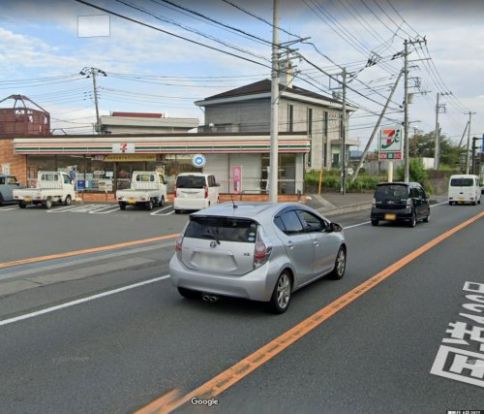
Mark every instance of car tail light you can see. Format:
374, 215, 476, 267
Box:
406, 199, 412, 208
372, 198, 376, 207
174, 186, 177, 196
204, 186, 208, 198
254, 233, 272, 268
175, 235, 184, 258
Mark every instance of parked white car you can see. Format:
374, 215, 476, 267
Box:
173, 173, 220, 214
448, 174, 481, 205
116, 171, 167, 210
13, 171, 75, 209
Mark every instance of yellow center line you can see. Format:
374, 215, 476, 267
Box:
0, 233, 179, 270
134, 211, 484, 414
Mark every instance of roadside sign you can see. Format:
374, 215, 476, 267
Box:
232, 165, 242, 193
378, 127, 403, 160
192, 154, 206, 168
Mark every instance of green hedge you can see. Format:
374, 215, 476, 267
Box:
304, 169, 383, 192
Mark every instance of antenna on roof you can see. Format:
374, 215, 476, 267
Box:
230, 193, 238, 210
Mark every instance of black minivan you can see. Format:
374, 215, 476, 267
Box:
370, 182, 430, 227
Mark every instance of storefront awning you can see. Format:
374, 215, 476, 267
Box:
13, 133, 310, 155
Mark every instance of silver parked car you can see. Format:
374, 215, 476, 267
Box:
169, 202, 346, 313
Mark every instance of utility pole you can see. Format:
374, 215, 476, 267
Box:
471, 136, 479, 175
403, 40, 410, 182
80, 67, 107, 133
434, 92, 451, 170
434, 92, 440, 170
340, 68, 347, 194
465, 111, 475, 174
269, 0, 280, 203
352, 69, 403, 183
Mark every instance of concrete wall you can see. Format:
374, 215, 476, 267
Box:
0, 139, 27, 183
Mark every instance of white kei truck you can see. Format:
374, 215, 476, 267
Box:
116, 171, 167, 211
13, 171, 76, 209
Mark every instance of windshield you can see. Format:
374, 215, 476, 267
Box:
450, 178, 474, 187
375, 185, 409, 201
176, 176, 206, 188
185, 217, 258, 243
135, 174, 155, 182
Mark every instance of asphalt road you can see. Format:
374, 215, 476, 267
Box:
0, 201, 482, 414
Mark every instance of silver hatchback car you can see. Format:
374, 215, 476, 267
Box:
169, 202, 346, 313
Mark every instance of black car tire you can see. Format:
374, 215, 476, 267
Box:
159, 196, 164, 207
178, 287, 200, 299
146, 200, 154, 210
449, 201, 453, 206
19, 201, 26, 209
119, 202, 126, 210
408, 210, 417, 227
44, 198, 53, 209
423, 214, 430, 223
64, 195, 72, 206
329, 247, 346, 280
268, 271, 292, 314
0, 193, 3, 206
371, 219, 379, 226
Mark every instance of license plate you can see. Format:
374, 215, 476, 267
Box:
458, 197, 464, 201
385, 213, 396, 221
128, 198, 136, 204
24, 197, 32, 202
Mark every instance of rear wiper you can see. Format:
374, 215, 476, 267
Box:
204, 229, 220, 244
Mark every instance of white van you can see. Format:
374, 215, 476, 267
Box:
448, 174, 481, 205
173, 173, 220, 213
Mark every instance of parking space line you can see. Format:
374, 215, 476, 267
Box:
0, 232, 179, 270
135, 210, 484, 414
150, 205, 173, 216
89, 205, 120, 214
0, 275, 170, 327
0, 207, 16, 212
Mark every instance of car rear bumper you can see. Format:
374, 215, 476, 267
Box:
173, 198, 209, 211
371, 207, 413, 221
169, 255, 273, 301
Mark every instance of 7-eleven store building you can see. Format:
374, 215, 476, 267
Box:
11, 132, 309, 201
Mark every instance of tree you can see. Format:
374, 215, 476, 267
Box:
409, 131, 465, 167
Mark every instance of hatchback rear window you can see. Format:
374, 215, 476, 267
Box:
176, 176, 206, 188
375, 184, 409, 201
450, 178, 474, 187
185, 217, 258, 243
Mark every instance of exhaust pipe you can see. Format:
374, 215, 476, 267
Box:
202, 294, 219, 303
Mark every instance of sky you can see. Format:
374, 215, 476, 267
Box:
0, 0, 483, 151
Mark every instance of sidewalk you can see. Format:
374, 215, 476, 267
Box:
306, 192, 373, 217
306, 192, 448, 217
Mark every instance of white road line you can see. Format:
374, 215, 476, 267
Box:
343, 221, 370, 230
0, 275, 170, 327
150, 205, 173, 216
89, 205, 120, 214
46, 205, 79, 213
0, 207, 16, 212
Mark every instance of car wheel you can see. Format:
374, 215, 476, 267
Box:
45, 198, 53, 209
159, 196, 164, 207
448, 201, 453, 206
64, 195, 72, 206
119, 202, 126, 210
19, 201, 26, 209
0, 193, 3, 206
330, 247, 346, 280
146, 200, 154, 210
269, 271, 292, 314
423, 214, 430, 223
174, 209, 180, 214
178, 287, 200, 299
408, 211, 417, 227
371, 219, 379, 226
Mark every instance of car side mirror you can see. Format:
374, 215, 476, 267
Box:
326, 222, 342, 233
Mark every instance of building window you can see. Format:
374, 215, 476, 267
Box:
288, 104, 294, 132
307, 108, 313, 136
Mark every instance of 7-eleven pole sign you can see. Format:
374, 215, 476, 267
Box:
378, 127, 403, 160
